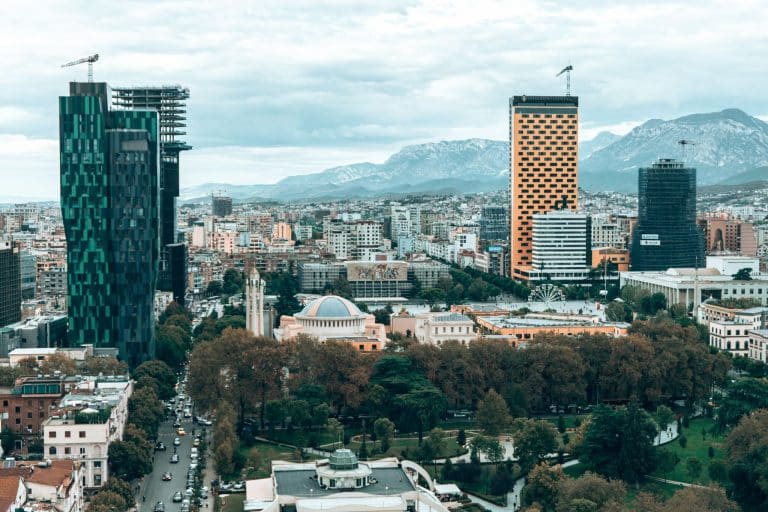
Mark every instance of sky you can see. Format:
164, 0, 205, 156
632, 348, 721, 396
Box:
1, 0, 767, 200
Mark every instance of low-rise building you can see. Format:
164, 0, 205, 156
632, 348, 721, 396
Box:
43, 377, 132, 489
391, 312, 476, 346
243, 449, 448, 512
0, 460, 85, 512
749, 329, 768, 363
0, 475, 26, 512
707, 307, 768, 357
476, 313, 629, 342
620, 256, 768, 309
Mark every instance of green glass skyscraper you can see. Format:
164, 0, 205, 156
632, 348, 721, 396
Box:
59, 82, 159, 366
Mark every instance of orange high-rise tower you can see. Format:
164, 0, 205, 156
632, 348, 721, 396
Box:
509, 95, 579, 279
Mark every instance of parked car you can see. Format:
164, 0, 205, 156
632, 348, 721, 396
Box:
153, 502, 165, 512
172, 491, 183, 503
155, 441, 166, 451
200, 487, 209, 499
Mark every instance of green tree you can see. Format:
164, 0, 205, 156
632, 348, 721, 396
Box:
457, 428, 467, 447
89, 491, 127, 512
223, 268, 245, 295
732, 267, 753, 280
0, 428, 18, 455
555, 472, 627, 512
476, 389, 511, 436
421, 428, 447, 471
82, 356, 128, 376
605, 301, 632, 322
708, 460, 727, 482
396, 387, 447, 444
514, 419, 558, 471
213, 402, 239, 476
132, 360, 176, 400
522, 463, 565, 511
581, 400, 657, 486
100, 478, 135, 508
725, 408, 768, 510
373, 417, 395, 453
108, 440, 152, 480
470, 435, 504, 464
206, 280, 223, 296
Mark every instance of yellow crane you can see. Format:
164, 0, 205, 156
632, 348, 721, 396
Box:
61, 54, 99, 82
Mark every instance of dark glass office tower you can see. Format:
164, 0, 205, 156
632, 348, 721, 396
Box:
59, 82, 159, 366
479, 206, 509, 241
112, 86, 191, 306
0, 242, 21, 327
630, 158, 704, 271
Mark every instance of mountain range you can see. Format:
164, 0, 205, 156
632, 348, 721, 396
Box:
181, 108, 768, 202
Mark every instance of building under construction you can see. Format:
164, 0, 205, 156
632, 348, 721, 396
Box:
112, 85, 191, 305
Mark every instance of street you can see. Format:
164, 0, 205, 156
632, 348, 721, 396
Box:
136, 414, 214, 512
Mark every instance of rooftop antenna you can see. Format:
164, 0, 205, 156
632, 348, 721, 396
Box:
557, 64, 573, 96
678, 139, 695, 162
61, 54, 99, 82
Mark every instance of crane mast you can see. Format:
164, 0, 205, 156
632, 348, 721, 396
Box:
557, 64, 573, 96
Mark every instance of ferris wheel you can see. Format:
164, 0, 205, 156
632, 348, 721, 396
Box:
528, 283, 566, 303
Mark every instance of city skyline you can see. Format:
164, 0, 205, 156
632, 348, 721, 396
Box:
2, 0, 768, 199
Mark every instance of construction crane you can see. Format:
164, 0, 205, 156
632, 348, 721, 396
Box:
61, 54, 99, 82
678, 139, 695, 161
557, 64, 573, 96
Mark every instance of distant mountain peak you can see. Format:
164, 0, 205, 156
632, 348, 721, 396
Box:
581, 108, 768, 191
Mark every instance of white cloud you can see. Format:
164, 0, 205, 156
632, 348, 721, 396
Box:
1, 0, 767, 195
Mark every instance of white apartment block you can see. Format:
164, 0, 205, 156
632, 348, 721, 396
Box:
590, 214, 629, 249
749, 329, 768, 363
529, 210, 591, 281
43, 378, 133, 489
324, 220, 383, 261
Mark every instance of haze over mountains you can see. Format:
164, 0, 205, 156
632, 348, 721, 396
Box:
183, 107, 768, 202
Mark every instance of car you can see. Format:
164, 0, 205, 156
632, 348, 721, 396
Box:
185, 487, 194, 497
155, 441, 166, 451
184, 410, 192, 418
181, 499, 191, 512
233, 481, 245, 490
193, 438, 200, 447
153, 501, 165, 512
168, 398, 176, 404
199, 418, 213, 426
177, 427, 187, 436
200, 487, 209, 499
162, 472, 172, 481
190, 463, 198, 471
173, 437, 181, 446
170, 453, 180, 463
172, 491, 183, 503
173, 419, 181, 428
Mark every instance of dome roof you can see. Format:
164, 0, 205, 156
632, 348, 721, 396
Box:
299, 296, 362, 318
329, 449, 358, 470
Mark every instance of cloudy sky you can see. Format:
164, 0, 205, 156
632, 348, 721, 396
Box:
1, 0, 767, 200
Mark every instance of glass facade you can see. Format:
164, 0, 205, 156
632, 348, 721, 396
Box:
112, 86, 191, 305
0, 243, 21, 327
630, 159, 705, 271
59, 82, 159, 366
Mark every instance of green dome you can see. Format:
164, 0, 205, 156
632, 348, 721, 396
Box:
329, 449, 358, 470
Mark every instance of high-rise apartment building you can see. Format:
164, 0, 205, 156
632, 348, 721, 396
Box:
630, 159, 704, 271
212, 193, 233, 217
112, 86, 191, 305
479, 206, 509, 242
530, 210, 591, 282
59, 82, 159, 366
0, 241, 21, 327
697, 213, 758, 256
509, 96, 579, 279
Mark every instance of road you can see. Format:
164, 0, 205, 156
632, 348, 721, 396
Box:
137, 414, 213, 512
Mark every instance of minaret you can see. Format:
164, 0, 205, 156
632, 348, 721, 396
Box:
246, 267, 265, 337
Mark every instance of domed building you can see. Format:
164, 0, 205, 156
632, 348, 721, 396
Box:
274, 295, 387, 351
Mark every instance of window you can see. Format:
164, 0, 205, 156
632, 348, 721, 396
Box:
48, 431, 56, 438
1, 401, 7, 407
79, 431, 86, 438
94, 475, 101, 486
80, 447, 86, 455
65, 431, 71, 438
14, 407, 20, 414
94, 461, 102, 468
49, 447, 57, 455
64, 447, 71, 455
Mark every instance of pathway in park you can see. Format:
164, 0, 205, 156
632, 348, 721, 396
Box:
463, 420, 680, 511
